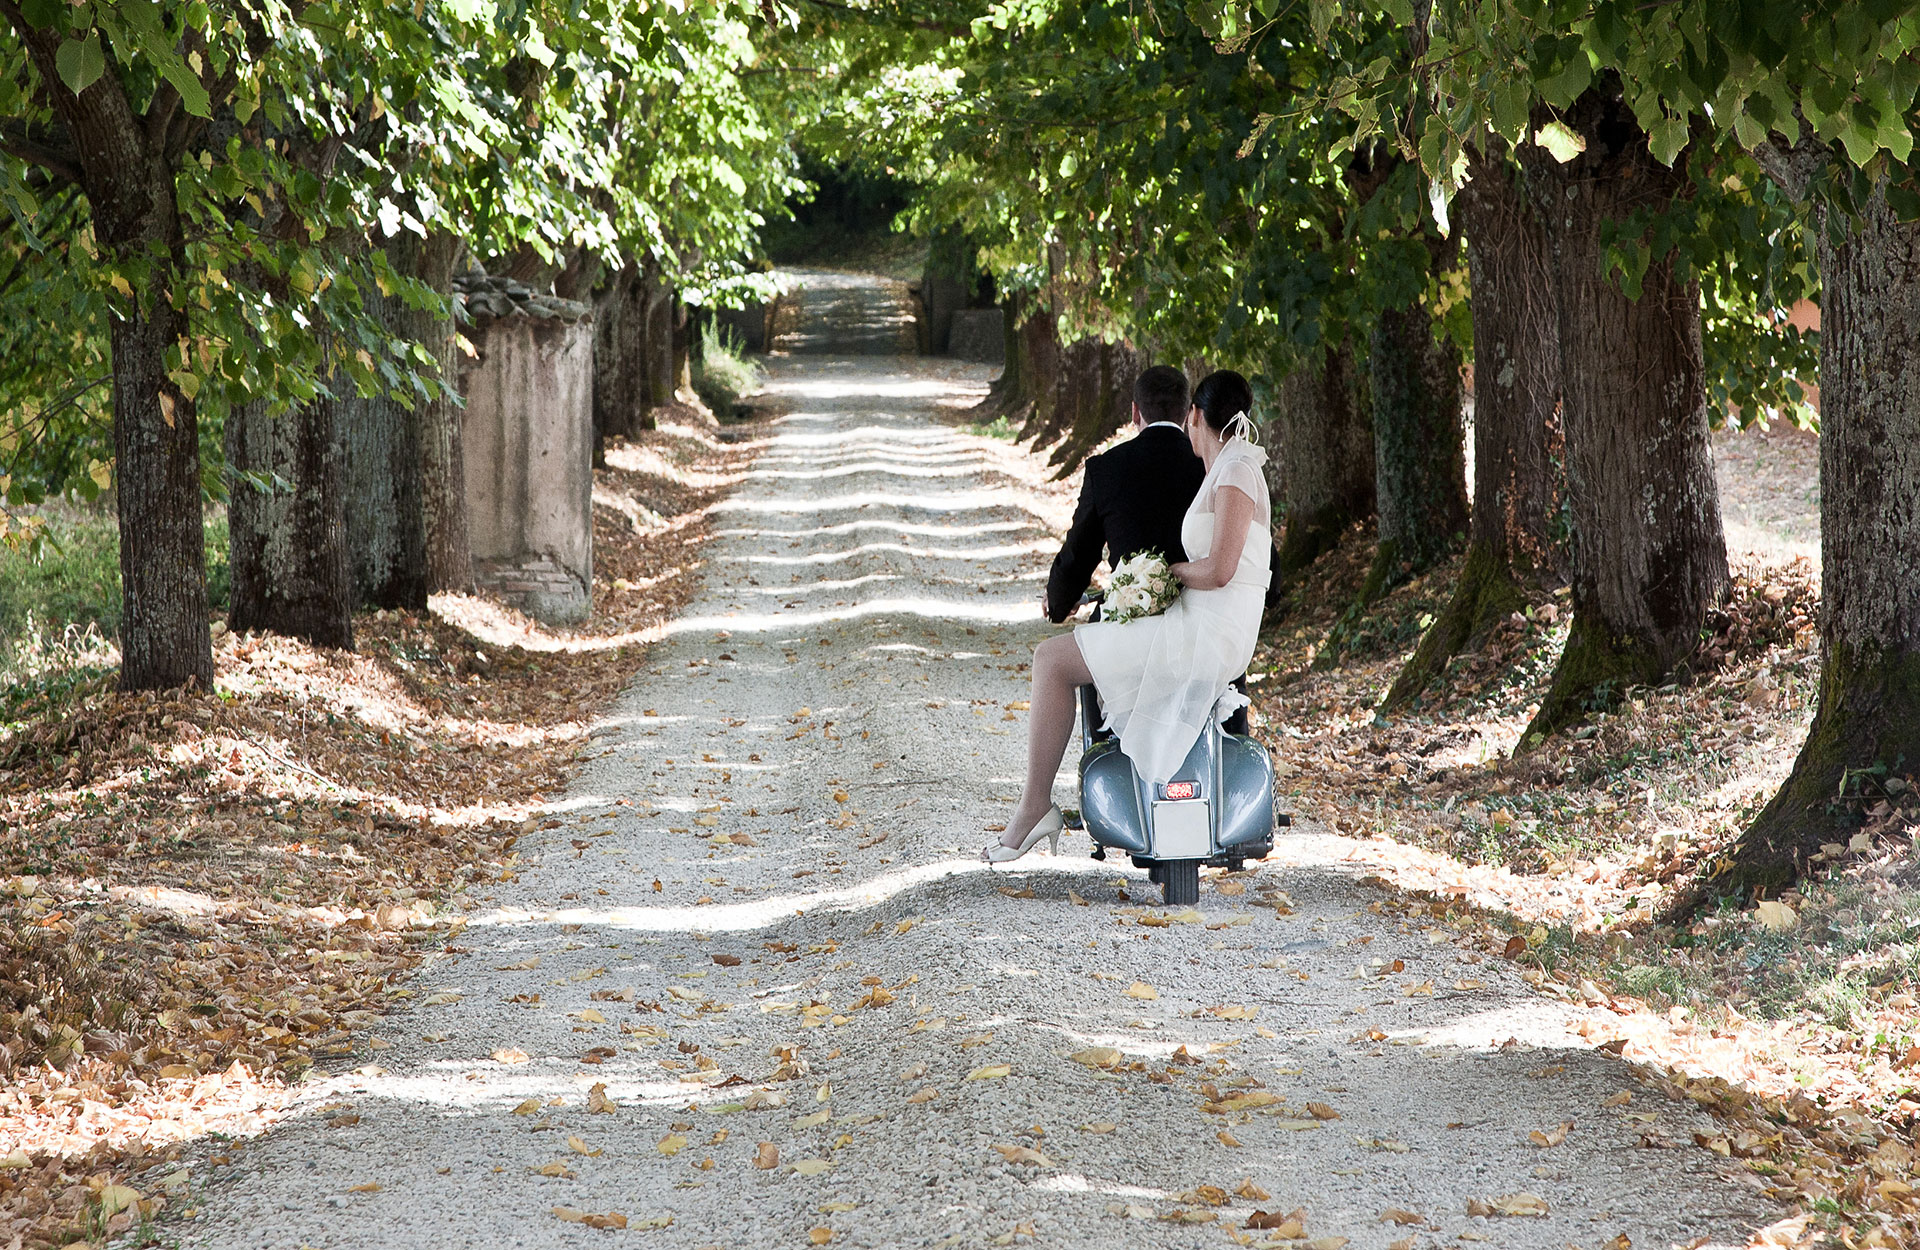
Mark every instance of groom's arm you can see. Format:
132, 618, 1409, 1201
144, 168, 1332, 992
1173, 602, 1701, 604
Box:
1046, 460, 1106, 623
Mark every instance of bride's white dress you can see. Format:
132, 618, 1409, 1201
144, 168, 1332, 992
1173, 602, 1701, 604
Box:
1074, 436, 1272, 786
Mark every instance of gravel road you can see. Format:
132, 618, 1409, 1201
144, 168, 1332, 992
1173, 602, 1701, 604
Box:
182, 346, 1774, 1249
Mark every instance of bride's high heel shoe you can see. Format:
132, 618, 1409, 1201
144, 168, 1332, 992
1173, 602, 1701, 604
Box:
982, 806, 1064, 864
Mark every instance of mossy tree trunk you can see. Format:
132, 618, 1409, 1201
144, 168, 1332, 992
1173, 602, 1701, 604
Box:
1385, 144, 1563, 711
226, 329, 354, 650
1361, 268, 1468, 602
592, 259, 646, 445
345, 236, 430, 612
1048, 339, 1143, 475
1517, 81, 1728, 741
415, 230, 472, 594
1267, 342, 1374, 581
1702, 182, 1920, 899
636, 255, 674, 432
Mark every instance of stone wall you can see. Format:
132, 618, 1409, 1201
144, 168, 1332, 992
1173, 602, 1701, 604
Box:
948, 309, 1005, 364
455, 276, 595, 623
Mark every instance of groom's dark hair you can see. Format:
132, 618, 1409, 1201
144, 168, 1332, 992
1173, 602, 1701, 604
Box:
1133, 365, 1190, 426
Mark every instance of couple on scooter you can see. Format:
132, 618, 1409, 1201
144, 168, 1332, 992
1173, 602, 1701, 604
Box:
983, 365, 1273, 863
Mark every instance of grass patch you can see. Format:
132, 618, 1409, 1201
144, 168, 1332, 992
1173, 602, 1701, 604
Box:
967, 414, 1019, 440
0, 508, 230, 675
693, 320, 764, 419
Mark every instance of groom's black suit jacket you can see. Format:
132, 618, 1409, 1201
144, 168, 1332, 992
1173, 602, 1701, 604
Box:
1046, 424, 1206, 624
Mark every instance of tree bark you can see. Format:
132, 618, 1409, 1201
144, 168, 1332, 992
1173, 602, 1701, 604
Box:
1268, 342, 1375, 581
1701, 183, 1920, 899
1012, 305, 1064, 442
345, 240, 428, 611
593, 259, 646, 443
225, 339, 354, 649
1517, 82, 1729, 740
1385, 144, 1564, 710
416, 231, 472, 595
671, 297, 692, 396
1049, 339, 1145, 475
1362, 278, 1468, 601
7, 12, 217, 689
636, 257, 674, 431
113, 289, 217, 687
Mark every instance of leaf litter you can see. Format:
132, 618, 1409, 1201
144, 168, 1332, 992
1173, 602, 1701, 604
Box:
0, 411, 757, 1246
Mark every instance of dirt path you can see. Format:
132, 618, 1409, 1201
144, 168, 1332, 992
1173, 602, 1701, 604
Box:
183, 326, 1776, 1248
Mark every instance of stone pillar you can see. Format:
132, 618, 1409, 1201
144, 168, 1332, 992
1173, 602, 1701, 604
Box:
454, 276, 595, 624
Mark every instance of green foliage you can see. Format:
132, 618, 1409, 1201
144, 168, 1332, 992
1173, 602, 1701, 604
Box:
692, 320, 763, 417
0, 509, 231, 672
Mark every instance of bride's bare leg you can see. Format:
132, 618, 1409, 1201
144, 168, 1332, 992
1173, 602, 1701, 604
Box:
1003, 633, 1094, 848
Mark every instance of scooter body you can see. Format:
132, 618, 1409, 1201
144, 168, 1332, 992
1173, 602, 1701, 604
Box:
1075, 684, 1284, 906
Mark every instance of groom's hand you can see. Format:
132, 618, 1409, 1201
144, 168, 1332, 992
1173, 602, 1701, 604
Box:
1040, 591, 1053, 620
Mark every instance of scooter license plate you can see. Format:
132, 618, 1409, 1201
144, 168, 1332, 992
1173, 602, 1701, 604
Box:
1151, 799, 1211, 859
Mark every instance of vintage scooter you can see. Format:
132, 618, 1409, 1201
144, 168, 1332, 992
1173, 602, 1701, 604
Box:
1067, 598, 1287, 906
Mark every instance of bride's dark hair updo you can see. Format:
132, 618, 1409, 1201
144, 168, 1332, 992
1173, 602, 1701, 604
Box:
1191, 369, 1254, 435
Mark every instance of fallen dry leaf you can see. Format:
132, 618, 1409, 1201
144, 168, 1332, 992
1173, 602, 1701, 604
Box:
1304, 1101, 1341, 1120
1380, 1208, 1425, 1225
1529, 1120, 1573, 1147
1234, 1178, 1270, 1201
966, 1063, 1012, 1081
992, 1144, 1053, 1167
491, 1047, 530, 1065
1124, 981, 1159, 1000
754, 1142, 780, 1170
552, 1207, 630, 1230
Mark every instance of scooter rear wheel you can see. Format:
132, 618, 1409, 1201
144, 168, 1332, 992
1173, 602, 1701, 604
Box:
1161, 859, 1200, 907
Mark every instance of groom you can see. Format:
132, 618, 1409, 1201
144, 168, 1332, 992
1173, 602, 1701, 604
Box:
1042, 365, 1205, 624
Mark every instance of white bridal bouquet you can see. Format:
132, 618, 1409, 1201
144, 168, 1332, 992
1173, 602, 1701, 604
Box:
1102, 551, 1179, 624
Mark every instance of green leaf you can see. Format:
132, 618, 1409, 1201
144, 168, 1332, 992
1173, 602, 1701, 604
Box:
1648, 115, 1690, 166
1491, 81, 1531, 143
158, 55, 212, 118
55, 34, 106, 96
1533, 120, 1586, 163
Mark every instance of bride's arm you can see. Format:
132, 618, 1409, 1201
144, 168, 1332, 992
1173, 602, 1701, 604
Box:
1170, 486, 1257, 590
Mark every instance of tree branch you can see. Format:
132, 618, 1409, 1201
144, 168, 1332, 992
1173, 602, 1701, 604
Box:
0, 120, 81, 186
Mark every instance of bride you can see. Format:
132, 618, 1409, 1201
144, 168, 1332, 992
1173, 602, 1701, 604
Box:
985, 369, 1272, 862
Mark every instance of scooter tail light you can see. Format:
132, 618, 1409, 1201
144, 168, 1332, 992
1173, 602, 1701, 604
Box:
1164, 780, 1198, 801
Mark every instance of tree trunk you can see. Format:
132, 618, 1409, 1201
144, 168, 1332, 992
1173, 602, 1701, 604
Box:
1700, 183, 1920, 899
1518, 83, 1729, 740
672, 298, 692, 396
1385, 144, 1563, 710
345, 241, 428, 611
974, 292, 1031, 416
1362, 279, 1468, 601
593, 260, 645, 444
23, 28, 216, 689
112, 293, 217, 687
225, 342, 354, 649
637, 259, 674, 431
408, 231, 471, 595
1013, 305, 1064, 442
1049, 339, 1144, 475
1268, 342, 1375, 581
